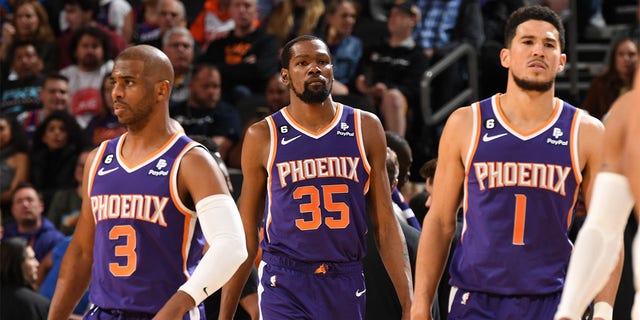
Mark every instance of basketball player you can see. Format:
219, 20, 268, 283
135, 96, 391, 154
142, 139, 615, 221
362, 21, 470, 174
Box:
554, 65, 640, 320
219, 35, 413, 319
48, 45, 247, 320
411, 6, 620, 319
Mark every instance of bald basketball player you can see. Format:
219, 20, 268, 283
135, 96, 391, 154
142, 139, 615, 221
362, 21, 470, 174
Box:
48, 45, 247, 320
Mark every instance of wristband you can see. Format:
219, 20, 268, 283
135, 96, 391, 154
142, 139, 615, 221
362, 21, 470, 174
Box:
593, 302, 613, 320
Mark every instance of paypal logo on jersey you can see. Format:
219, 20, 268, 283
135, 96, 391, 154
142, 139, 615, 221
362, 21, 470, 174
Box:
148, 159, 169, 176
337, 122, 354, 136
547, 127, 568, 146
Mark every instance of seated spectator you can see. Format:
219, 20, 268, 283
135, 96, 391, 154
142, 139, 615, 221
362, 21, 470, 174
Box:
1, 41, 44, 118
3, 182, 65, 285
162, 27, 196, 109
18, 74, 70, 144
0, 115, 30, 217
355, 0, 428, 137
386, 131, 421, 230
30, 111, 86, 207
227, 73, 289, 169
0, 0, 57, 74
266, 0, 325, 46
200, 0, 280, 104
137, 0, 187, 49
583, 37, 639, 120
96, 0, 134, 43
39, 236, 90, 317
57, 0, 126, 70
0, 237, 50, 319
318, 0, 362, 96
84, 73, 126, 146
60, 26, 114, 128
131, 0, 160, 45
46, 149, 88, 235
189, 0, 235, 50
170, 63, 242, 162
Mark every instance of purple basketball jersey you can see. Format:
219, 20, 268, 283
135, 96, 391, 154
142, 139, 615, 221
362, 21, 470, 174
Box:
262, 104, 371, 263
88, 133, 206, 316
450, 95, 582, 295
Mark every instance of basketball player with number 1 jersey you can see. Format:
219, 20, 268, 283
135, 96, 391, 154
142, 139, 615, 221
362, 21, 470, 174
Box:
411, 6, 620, 320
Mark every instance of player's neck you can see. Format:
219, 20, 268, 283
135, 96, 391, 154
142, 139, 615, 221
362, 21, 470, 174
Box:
122, 116, 180, 164
499, 89, 558, 128
286, 98, 337, 132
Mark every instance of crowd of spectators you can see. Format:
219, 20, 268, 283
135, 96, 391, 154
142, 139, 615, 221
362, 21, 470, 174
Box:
0, 0, 638, 318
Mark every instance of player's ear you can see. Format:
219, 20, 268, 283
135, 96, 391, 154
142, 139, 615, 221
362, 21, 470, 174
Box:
156, 80, 171, 100
499, 48, 510, 68
281, 68, 290, 87
557, 53, 567, 72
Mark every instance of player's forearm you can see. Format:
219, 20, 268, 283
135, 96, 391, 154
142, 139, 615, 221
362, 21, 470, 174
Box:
376, 218, 413, 314
219, 254, 257, 320
593, 249, 624, 310
412, 214, 455, 317
48, 250, 92, 320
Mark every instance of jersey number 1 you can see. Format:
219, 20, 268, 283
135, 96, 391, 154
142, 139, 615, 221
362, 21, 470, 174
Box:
294, 184, 350, 231
512, 194, 527, 245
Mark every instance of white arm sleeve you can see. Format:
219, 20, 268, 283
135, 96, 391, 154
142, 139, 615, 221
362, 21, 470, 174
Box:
555, 172, 634, 320
178, 194, 248, 305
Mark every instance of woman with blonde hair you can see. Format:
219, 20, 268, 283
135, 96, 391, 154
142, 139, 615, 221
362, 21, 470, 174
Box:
267, 0, 325, 45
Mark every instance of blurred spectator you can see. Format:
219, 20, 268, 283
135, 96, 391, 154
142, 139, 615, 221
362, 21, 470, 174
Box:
0, 237, 50, 319
30, 111, 85, 207
162, 27, 196, 108
38, 236, 90, 317
1, 41, 44, 117
189, 0, 234, 50
227, 73, 289, 169
583, 37, 639, 120
170, 63, 242, 162
46, 149, 88, 235
201, 0, 280, 104
138, 0, 187, 48
355, 0, 428, 137
318, 0, 362, 96
57, 0, 126, 70
96, 0, 134, 43
60, 26, 114, 128
131, 0, 160, 45
0, 0, 57, 74
386, 131, 421, 230
84, 73, 125, 146
3, 183, 64, 278
18, 74, 70, 144
266, 0, 325, 46
0, 115, 29, 217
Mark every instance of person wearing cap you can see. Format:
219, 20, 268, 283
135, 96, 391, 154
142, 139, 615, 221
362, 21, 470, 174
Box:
355, 0, 429, 140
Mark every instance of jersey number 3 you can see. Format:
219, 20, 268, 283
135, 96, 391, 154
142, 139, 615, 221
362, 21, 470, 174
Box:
294, 184, 350, 231
109, 225, 137, 276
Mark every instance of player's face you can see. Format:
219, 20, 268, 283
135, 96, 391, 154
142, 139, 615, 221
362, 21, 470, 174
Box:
501, 20, 566, 92
283, 39, 333, 104
111, 59, 155, 127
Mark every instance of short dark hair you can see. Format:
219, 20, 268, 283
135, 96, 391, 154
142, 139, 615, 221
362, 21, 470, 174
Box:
11, 182, 43, 204
419, 158, 437, 182
44, 73, 69, 84
504, 5, 565, 51
0, 237, 31, 287
9, 40, 40, 65
63, 0, 99, 19
281, 35, 326, 69
70, 26, 112, 65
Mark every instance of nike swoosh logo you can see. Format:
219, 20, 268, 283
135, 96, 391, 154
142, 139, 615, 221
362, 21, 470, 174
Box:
97, 167, 119, 176
355, 289, 366, 297
482, 133, 508, 142
203, 287, 209, 295
281, 135, 302, 145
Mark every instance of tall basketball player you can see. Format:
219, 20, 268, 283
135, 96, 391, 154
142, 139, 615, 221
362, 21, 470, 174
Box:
48, 45, 247, 320
411, 6, 620, 320
219, 35, 413, 319
555, 60, 640, 320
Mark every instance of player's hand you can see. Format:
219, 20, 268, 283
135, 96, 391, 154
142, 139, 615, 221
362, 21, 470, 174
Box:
153, 291, 195, 320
